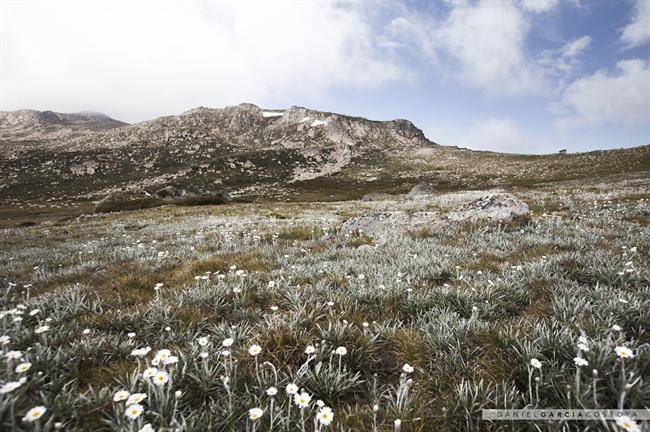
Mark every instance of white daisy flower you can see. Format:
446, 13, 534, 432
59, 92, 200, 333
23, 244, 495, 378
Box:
266, 387, 278, 396
198, 336, 209, 346
163, 355, 179, 365
402, 364, 414, 374
574, 357, 588, 367
152, 370, 170, 385
0, 379, 26, 394
335, 346, 347, 356
131, 347, 151, 357
248, 344, 262, 356
294, 391, 312, 409
248, 407, 264, 421
113, 390, 130, 402
138, 423, 155, 432
612, 324, 622, 332
530, 359, 542, 369
126, 393, 147, 406
34, 325, 49, 334
305, 345, 316, 355
23, 406, 47, 422
15, 362, 32, 373
615, 416, 640, 432
125, 403, 144, 420
5, 350, 22, 360
152, 349, 171, 365
222, 338, 234, 347
615, 346, 635, 359
285, 383, 299, 395
142, 367, 158, 379
317, 406, 334, 426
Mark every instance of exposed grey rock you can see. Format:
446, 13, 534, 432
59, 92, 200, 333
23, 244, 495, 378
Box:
407, 182, 437, 198
0, 109, 126, 141
341, 211, 440, 243
361, 192, 394, 202
448, 193, 529, 224
155, 185, 185, 199
70, 160, 98, 176
342, 193, 529, 243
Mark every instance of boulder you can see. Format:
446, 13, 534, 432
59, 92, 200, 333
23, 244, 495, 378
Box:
407, 182, 437, 198
448, 193, 529, 224
408, 182, 437, 196
341, 193, 529, 243
155, 185, 185, 199
341, 211, 440, 243
70, 160, 98, 176
361, 192, 394, 202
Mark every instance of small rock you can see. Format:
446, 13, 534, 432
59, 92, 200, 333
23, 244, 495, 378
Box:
361, 192, 394, 202
407, 182, 437, 198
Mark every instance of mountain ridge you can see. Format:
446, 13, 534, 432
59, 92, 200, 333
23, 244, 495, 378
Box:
0, 104, 648, 208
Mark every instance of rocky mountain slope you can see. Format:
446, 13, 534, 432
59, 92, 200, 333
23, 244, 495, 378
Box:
0, 109, 127, 142
0, 104, 648, 208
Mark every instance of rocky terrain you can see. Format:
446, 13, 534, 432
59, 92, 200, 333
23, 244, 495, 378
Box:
1, 104, 648, 214
0, 110, 126, 142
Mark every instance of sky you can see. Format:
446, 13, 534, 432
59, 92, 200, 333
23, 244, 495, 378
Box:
1, 0, 649, 154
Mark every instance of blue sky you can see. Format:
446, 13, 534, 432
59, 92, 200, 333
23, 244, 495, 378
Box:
2, 0, 649, 154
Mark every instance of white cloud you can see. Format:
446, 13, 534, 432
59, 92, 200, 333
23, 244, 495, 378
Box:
1, 0, 405, 122
465, 117, 526, 153
559, 59, 650, 126
621, 0, 650, 48
562, 36, 592, 58
520, 0, 560, 14
437, 0, 545, 94
430, 117, 530, 153
539, 35, 591, 81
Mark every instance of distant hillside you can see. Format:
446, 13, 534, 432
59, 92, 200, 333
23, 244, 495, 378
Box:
0, 109, 127, 142
0, 104, 648, 207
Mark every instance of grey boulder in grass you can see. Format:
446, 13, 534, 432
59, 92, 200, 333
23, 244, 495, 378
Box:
341, 193, 529, 243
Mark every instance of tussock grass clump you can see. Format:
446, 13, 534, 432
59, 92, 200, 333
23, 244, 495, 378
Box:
277, 225, 322, 241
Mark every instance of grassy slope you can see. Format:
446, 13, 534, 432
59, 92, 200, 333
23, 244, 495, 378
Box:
0, 175, 648, 431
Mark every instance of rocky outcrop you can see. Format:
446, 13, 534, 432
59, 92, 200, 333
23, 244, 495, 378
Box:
407, 182, 437, 198
447, 193, 530, 224
154, 185, 185, 199
341, 193, 530, 243
70, 160, 98, 176
361, 192, 395, 202
0, 110, 126, 141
